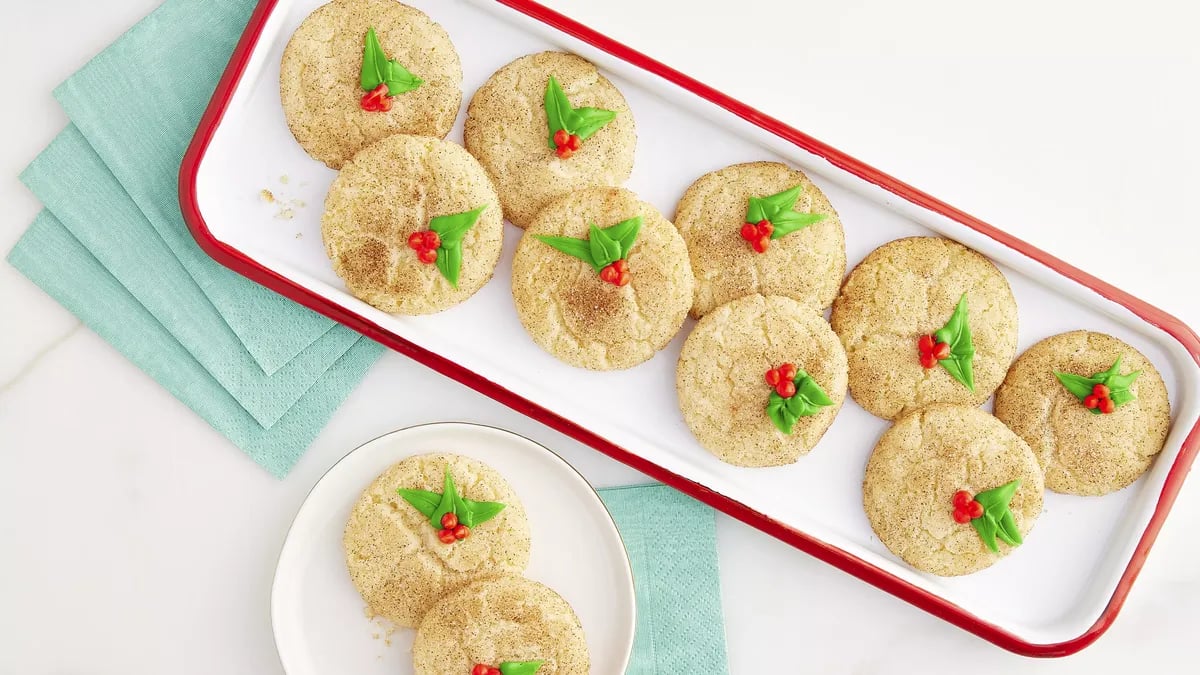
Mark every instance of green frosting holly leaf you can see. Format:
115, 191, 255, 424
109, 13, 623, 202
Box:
932, 293, 975, 391
765, 369, 833, 434
499, 660, 545, 675
969, 480, 1022, 553
533, 216, 642, 273
396, 467, 506, 530
744, 184, 827, 240
428, 205, 488, 288
1053, 356, 1142, 414
543, 75, 617, 148
361, 28, 423, 94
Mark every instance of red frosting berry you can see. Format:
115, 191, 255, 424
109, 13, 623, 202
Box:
360, 83, 392, 112
409, 229, 442, 264
952, 490, 973, 509
764, 368, 781, 387
555, 145, 573, 159
407, 232, 424, 250
778, 363, 797, 381
553, 129, 569, 147
1083, 394, 1099, 409
488, 669, 501, 675
739, 220, 774, 253
437, 528, 457, 544
440, 512, 458, 529
966, 500, 984, 519
919, 352, 938, 369
418, 248, 438, 264
751, 234, 770, 254
567, 134, 582, 151
953, 509, 972, 524
453, 524, 470, 540
739, 223, 757, 241
932, 341, 951, 360
472, 665, 490, 675
599, 259, 630, 286
776, 380, 797, 398
552, 129, 582, 158
1099, 396, 1115, 414
1092, 383, 1110, 398
918, 335, 935, 354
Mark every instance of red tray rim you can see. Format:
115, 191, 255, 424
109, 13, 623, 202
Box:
178, 0, 1200, 657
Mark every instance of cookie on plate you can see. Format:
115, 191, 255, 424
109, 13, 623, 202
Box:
322, 134, 504, 315
280, 0, 462, 168
994, 330, 1170, 496
413, 575, 590, 675
674, 161, 846, 318
676, 294, 848, 467
511, 187, 693, 370
464, 51, 636, 228
343, 453, 531, 628
830, 236, 1019, 420
863, 404, 1044, 576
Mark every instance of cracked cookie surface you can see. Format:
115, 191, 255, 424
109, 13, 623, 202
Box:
280, 0, 462, 168
511, 187, 693, 370
994, 330, 1170, 495
322, 134, 504, 315
343, 453, 530, 628
413, 575, 589, 675
863, 404, 1044, 576
464, 51, 636, 228
830, 236, 1019, 420
676, 294, 848, 467
675, 161, 846, 318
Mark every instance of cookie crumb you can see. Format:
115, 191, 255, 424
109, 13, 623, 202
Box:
280, 174, 290, 184
259, 189, 275, 203
295, 232, 303, 239
276, 208, 295, 220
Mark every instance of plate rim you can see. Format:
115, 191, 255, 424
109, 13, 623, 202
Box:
184, 0, 1200, 657
268, 421, 637, 674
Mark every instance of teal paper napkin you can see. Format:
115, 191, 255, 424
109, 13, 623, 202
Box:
599, 484, 730, 673
53, 0, 332, 374
7, 211, 384, 477
21, 124, 360, 429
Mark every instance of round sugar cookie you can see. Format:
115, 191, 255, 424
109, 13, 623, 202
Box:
994, 330, 1170, 496
676, 294, 848, 467
464, 51, 636, 228
280, 0, 462, 168
674, 161, 847, 318
322, 134, 504, 315
830, 236, 1019, 420
413, 576, 590, 675
343, 453, 531, 628
511, 187, 693, 370
863, 404, 1044, 576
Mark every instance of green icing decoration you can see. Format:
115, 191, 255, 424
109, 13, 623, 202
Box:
533, 216, 641, 273
396, 467, 506, 530
360, 27, 423, 94
744, 184, 827, 239
933, 293, 975, 391
543, 75, 617, 149
765, 370, 834, 434
969, 480, 1023, 553
1054, 356, 1141, 414
499, 661, 545, 675
428, 205, 488, 288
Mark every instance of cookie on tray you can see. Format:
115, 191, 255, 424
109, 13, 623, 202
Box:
464, 51, 636, 228
412, 575, 590, 675
994, 330, 1170, 496
830, 236, 1019, 420
280, 0, 462, 168
343, 453, 531, 628
511, 187, 693, 370
322, 134, 504, 315
674, 161, 847, 318
863, 404, 1044, 576
676, 294, 848, 467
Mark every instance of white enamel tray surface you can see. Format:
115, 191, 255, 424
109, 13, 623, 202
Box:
270, 423, 635, 674
197, 0, 1200, 646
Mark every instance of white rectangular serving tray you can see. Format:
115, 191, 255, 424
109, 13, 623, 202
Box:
182, 0, 1200, 656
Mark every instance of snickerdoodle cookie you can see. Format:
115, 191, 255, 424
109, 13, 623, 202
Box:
464, 51, 636, 228
280, 0, 462, 168
511, 187, 693, 370
674, 161, 846, 318
994, 330, 1170, 495
830, 237, 1019, 420
413, 576, 590, 675
863, 404, 1044, 576
322, 134, 503, 315
676, 294, 847, 467
343, 453, 530, 628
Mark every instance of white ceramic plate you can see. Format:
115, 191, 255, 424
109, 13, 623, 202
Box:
270, 423, 635, 674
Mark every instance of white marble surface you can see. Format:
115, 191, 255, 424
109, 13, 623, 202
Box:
1, 0, 1198, 672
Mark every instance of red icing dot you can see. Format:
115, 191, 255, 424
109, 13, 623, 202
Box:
779, 363, 797, 381
932, 341, 951, 360
775, 380, 796, 398
472, 665, 490, 675
1099, 397, 1115, 414
567, 134, 582, 151
966, 500, 984, 519
952, 490, 973, 509
553, 129, 569, 147
437, 528, 457, 544
440, 512, 458, 529
418, 249, 438, 264
1093, 383, 1110, 398
919, 352, 938, 369
764, 368, 781, 387
953, 509, 972, 524
918, 334, 935, 354
453, 524, 470, 540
